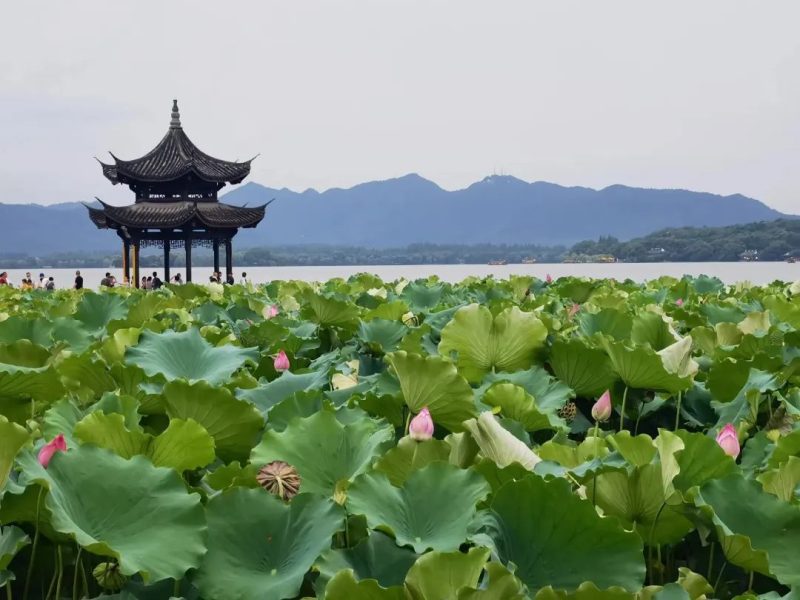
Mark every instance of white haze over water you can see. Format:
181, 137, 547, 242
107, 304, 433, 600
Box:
0, 1, 798, 211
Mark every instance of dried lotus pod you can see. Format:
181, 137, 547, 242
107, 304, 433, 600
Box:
556, 401, 577, 423
257, 461, 301, 500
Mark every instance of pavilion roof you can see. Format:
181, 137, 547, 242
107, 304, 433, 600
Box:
98, 100, 253, 185
86, 199, 268, 230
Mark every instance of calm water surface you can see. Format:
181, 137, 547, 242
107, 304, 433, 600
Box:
4, 262, 799, 289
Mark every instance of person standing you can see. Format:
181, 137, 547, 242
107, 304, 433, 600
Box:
172, 273, 183, 284
37, 273, 46, 288
239, 272, 249, 285
0, 272, 8, 286
45, 277, 55, 291
74, 271, 84, 290
151, 271, 163, 290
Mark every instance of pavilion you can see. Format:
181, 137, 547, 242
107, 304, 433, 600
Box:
86, 100, 267, 287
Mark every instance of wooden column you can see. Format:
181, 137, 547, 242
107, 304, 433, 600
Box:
132, 241, 140, 288
185, 238, 192, 283
163, 241, 171, 283
213, 239, 220, 275
122, 240, 131, 284
225, 238, 233, 281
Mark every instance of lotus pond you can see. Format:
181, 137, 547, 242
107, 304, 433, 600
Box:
0, 275, 799, 599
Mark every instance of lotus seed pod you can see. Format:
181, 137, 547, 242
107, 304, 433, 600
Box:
93, 562, 126, 591
257, 461, 301, 500
556, 401, 577, 423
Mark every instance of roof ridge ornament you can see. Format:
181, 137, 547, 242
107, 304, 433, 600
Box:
170, 99, 181, 129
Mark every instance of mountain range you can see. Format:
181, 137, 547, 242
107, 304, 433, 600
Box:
0, 174, 791, 255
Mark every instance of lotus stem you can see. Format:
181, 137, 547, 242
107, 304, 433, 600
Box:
674, 391, 682, 431
748, 570, 754, 592
55, 546, 63, 600
707, 542, 715, 584
591, 422, 600, 507
618, 386, 629, 432
712, 561, 728, 596
72, 547, 82, 600
22, 487, 43, 600
44, 548, 57, 600
647, 502, 667, 585
174, 578, 181, 597
6, 578, 12, 599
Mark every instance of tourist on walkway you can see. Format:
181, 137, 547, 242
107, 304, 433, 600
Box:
21, 278, 33, 290
239, 272, 249, 285
100, 272, 114, 287
226, 272, 234, 285
0, 272, 9, 286
45, 277, 55, 291
151, 272, 163, 290
74, 271, 84, 290
172, 273, 183, 284
37, 273, 46, 288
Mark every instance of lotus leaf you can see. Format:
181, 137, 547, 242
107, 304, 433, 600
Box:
404, 546, 490, 600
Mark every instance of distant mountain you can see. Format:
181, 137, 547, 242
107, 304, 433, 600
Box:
0, 175, 792, 254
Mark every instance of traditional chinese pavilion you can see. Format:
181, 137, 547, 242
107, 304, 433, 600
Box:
87, 100, 266, 287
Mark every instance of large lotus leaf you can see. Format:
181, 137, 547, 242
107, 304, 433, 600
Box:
193, 488, 343, 600
457, 561, 528, 600
0, 316, 53, 347
706, 359, 750, 403
439, 304, 547, 383
578, 309, 632, 341
655, 429, 737, 500
602, 338, 692, 393
631, 312, 675, 350
0, 340, 64, 402
478, 367, 574, 416
125, 328, 258, 384
694, 474, 800, 586
358, 319, 409, 353
74, 292, 128, 331
238, 369, 329, 412
711, 369, 779, 429
99, 327, 141, 365
57, 354, 117, 401
0, 524, 29, 586
606, 431, 656, 468
482, 382, 565, 432
163, 380, 264, 462
251, 410, 394, 496
549, 337, 618, 397
302, 290, 361, 328
402, 282, 444, 311
0, 416, 28, 490
404, 546, 490, 600
314, 531, 418, 597
374, 437, 451, 486
18, 445, 205, 582
464, 412, 542, 471
587, 464, 694, 545
51, 317, 95, 353
769, 429, 800, 468
386, 352, 475, 432
479, 475, 645, 593
347, 463, 490, 553
324, 569, 406, 600
759, 456, 800, 502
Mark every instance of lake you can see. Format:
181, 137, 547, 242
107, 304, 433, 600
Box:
3, 262, 799, 289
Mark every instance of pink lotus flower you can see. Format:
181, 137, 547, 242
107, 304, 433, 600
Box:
676, 298, 684, 307
408, 407, 434, 441
567, 303, 581, 319
266, 304, 279, 319
716, 423, 740, 458
273, 350, 290, 372
545, 274, 553, 284
38, 434, 67, 468
591, 390, 612, 422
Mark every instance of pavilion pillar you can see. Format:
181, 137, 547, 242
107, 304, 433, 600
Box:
213, 240, 220, 275
122, 240, 131, 284
132, 241, 140, 288
225, 238, 233, 281
163, 241, 171, 283
185, 238, 192, 283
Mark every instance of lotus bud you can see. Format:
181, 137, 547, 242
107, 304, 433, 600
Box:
273, 350, 290, 372
715, 423, 740, 458
263, 304, 279, 319
408, 407, 434, 441
567, 303, 580, 319
401, 311, 418, 327
591, 390, 612, 423
545, 274, 553, 284
37, 434, 66, 468
93, 562, 126, 591
675, 298, 684, 307
257, 461, 301, 500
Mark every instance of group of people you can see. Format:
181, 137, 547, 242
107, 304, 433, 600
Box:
0, 271, 57, 290
208, 271, 250, 285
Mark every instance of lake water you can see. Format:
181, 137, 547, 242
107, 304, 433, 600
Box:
3, 262, 799, 289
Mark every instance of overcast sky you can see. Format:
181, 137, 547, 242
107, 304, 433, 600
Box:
1, 1, 798, 211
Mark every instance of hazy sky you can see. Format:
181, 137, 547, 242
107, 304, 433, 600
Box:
1, 1, 798, 211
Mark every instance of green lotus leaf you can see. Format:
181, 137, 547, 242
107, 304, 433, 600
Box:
75, 411, 215, 471
478, 366, 575, 416
578, 308, 632, 341
482, 382, 565, 432
18, 445, 205, 582
738, 310, 771, 336
602, 338, 692, 393
193, 488, 343, 600
457, 561, 528, 600
163, 380, 264, 463
357, 319, 409, 353
478, 475, 645, 593
374, 437, 452, 486
0, 524, 29, 586
706, 359, 750, 403
711, 369, 779, 429
439, 304, 547, 383
51, 317, 95, 352
587, 463, 694, 545
656, 429, 737, 500
203, 461, 260, 491
631, 312, 675, 350
404, 546, 490, 600
758, 456, 800, 502
402, 281, 444, 311
99, 327, 141, 365
125, 328, 258, 384
768, 429, 800, 468
0, 316, 53, 347
549, 337, 618, 397
56, 354, 117, 401
238, 369, 330, 412
315, 531, 418, 597
0, 416, 29, 490
0, 340, 64, 402
347, 463, 490, 553
251, 410, 393, 496
464, 412, 541, 471
386, 351, 476, 432
301, 290, 361, 328
607, 431, 657, 468
324, 569, 406, 600
694, 474, 800, 586
74, 292, 128, 332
